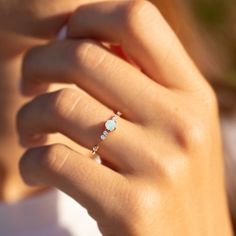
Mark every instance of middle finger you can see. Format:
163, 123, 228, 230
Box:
22, 39, 161, 122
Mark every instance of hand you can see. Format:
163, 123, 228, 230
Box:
0, 0, 85, 38
0, 0, 103, 56
17, 1, 232, 235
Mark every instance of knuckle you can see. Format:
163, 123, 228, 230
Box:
123, 0, 157, 35
178, 117, 208, 152
50, 88, 82, 120
175, 88, 218, 153
73, 40, 107, 71
192, 82, 218, 111
139, 141, 162, 172
202, 85, 218, 111
39, 144, 70, 173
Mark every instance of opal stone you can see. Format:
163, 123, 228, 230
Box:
105, 119, 116, 131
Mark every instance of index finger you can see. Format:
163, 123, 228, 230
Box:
67, 0, 206, 90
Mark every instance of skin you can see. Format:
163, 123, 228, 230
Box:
0, 0, 85, 201
0, 0, 102, 201
0, 0, 233, 235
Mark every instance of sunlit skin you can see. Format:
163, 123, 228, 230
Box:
0, 0, 233, 235
0, 0, 89, 202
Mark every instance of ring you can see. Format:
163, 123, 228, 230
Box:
91, 111, 122, 156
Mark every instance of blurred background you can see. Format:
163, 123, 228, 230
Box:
152, 0, 236, 231
189, 0, 236, 113
188, 0, 236, 231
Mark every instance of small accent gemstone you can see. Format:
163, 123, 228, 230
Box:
103, 131, 109, 136
105, 119, 116, 131
101, 134, 106, 140
112, 116, 117, 121
92, 145, 99, 152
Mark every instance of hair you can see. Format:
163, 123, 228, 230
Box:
150, 0, 236, 231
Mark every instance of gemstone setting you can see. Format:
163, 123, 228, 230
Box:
91, 112, 122, 156
92, 145, 99, 153
103, 131, 109, 136
105, 119, 117, 132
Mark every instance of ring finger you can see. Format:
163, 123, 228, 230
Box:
17, 87, 145, 172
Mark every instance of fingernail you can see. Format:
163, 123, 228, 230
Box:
20, 134, 46, 148
30, 134, 45, 141
57, 25, 68, 41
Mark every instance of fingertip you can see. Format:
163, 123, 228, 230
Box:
18, 77, 33, 96
18, 80, 49, 97
57, 25, 68, 41
19, 134, 48, 149
19, 148, 42, 186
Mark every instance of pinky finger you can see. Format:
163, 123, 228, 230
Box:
20, 144, 126, 219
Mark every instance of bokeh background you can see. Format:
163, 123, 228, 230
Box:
152, 0, 236, 231
189, 0, 236, 231
189, 0, 236, 112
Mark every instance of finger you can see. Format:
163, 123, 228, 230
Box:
22, 39, 160, 121
67, 0, 204, 89
17, 88, 145, 172
20, 144, 126, 220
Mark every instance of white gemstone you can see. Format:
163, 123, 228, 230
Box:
92, 145, 99, 152
93, 154, 102, 164
105, 119, 116, 131
101, 134, 106, 140
112, 116, 117, 121
103, 131, 109, 136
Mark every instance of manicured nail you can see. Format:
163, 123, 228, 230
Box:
57, 25, 68, 40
